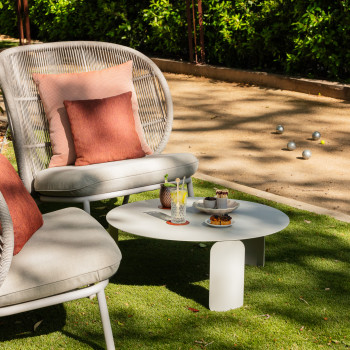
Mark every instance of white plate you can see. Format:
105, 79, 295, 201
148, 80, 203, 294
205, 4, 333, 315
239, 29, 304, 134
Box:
193, 199, 240, 215
204, 219, 232, 228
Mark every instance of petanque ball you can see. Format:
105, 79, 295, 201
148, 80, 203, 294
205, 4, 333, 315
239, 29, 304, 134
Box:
312, 131, 321, 140
287, 141, 296, 150
302, 149, 312, 159
276, 125, 284, 134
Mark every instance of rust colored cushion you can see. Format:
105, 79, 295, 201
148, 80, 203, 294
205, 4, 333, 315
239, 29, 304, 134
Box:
32, 61, 153, 168
63, 91, 146, 166
0, 155, 43, 255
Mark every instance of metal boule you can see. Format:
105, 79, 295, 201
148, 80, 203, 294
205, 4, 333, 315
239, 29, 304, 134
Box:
276, 125, 284, 134
287, 141, 296, 150
302, 149, 312, 159
312, 131, 321, 140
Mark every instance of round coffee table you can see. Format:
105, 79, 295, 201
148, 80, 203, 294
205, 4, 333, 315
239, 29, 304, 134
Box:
107, 197, 289, 311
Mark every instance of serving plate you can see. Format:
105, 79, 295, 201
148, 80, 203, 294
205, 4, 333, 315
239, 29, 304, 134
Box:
193, 199, 240, 215
204, 219, 233, 228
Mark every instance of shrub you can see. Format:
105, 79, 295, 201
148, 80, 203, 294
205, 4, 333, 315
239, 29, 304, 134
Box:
30, 0, 147, 48
143, 0, 187, 57
0, 0, 18, 38
0, 0, 349, 81
286, 1, 350, 80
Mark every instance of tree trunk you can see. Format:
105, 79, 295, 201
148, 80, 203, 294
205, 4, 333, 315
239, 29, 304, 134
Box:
198, 0, 205, 63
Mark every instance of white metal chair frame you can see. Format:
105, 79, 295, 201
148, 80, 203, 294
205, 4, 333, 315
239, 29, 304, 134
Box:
0, 192, 116, 349
0, 42, 194, 213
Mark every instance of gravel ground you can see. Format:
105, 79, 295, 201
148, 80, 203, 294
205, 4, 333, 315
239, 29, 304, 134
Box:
163, 73, 350, 216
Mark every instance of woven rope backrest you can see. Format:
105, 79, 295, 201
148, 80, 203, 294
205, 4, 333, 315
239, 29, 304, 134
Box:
0, 191, 14, 289
0, 42, 173, 193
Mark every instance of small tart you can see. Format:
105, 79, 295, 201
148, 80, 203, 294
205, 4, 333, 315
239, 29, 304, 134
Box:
210, 214, 232, 225
220, 214, 232, 225
210, 215, 221, 225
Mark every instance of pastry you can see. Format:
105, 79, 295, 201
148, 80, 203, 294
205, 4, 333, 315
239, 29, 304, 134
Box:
220, 214, 232, 225
210, 215, 221, 225
210, 214, 232, 225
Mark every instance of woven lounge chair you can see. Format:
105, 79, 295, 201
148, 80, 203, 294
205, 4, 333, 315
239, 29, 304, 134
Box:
0, 42, 198, 213
0, 191, 122, 349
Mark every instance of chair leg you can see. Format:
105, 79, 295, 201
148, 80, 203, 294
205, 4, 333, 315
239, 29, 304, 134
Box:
122, 195, 130, 205
97, 288, 115, 350
83, 200, 91, 214
187, 177, 195, 197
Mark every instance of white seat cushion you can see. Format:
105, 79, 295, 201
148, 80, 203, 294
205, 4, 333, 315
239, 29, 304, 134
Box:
0, 208, 122, 307
34, 153, 198, 197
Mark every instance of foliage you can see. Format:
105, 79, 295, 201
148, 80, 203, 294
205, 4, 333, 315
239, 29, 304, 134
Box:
0, 0, 349, 81
143, 0, 187, 56
29, 0, 148, 48
163, 173, 176, 187
286, 1, 350, 80
202, 0, 350, 80
0, 0, 17, 38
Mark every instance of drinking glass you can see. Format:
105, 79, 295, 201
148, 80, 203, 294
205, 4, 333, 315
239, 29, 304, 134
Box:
170, 188, 187, 224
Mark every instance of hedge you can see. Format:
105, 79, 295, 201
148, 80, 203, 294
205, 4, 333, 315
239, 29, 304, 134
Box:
0, 0, 349, 82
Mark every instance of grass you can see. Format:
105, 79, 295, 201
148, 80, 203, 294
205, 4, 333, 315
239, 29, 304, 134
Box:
1, 144, 350, 349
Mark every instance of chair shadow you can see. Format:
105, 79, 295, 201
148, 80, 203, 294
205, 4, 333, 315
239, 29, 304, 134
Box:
0, 304, 104, 349
0, 305, 66, 342
111, 237, 211, 308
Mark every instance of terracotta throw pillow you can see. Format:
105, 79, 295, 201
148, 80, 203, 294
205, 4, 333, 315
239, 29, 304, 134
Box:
0, 155, 43, 255
32, 61, 153, 168
64, 91, 146, 166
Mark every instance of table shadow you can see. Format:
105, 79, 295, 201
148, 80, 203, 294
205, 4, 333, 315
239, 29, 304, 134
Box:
111, 237, 211, 308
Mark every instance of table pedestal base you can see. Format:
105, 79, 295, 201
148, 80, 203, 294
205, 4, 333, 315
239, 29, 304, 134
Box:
242, 237, 265, 266
209, 241, 245, 311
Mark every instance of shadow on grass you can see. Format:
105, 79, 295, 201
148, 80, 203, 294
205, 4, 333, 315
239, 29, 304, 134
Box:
0, 303, 106, 349
0, 305, 66, 341
112, 237, 211, 308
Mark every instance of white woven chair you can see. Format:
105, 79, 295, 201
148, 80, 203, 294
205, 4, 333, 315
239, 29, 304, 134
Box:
0, 42, 198, 213
0, 191, 122, 349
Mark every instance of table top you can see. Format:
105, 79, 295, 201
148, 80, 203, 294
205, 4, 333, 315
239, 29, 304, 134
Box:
106, 197, 289, 242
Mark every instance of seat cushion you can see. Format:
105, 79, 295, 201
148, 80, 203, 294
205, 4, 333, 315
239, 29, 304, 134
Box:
0, 207, 122, 307
64, 92, 146, 166
0, 155, 43, 255
34, 153, 198, 197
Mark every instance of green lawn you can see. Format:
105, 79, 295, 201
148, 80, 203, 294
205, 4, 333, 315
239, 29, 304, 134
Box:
0, 145, 350, 349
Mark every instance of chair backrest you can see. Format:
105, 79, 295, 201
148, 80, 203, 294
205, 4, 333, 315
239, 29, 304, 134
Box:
0, 191, 14, 289
0, 41, 173, 193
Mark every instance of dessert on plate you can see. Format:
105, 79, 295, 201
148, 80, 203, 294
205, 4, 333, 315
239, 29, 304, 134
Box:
220, 214, 232, 225
209, 215, 221, 225
210, 214, 232, 225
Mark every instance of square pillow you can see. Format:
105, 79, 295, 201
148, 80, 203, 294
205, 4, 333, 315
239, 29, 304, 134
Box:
63, 91, 146, 166
0, 155, 43, 255
32, 61, 153, 168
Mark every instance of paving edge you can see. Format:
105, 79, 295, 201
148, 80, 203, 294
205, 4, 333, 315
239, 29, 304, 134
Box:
152, 58, 350, 101
195, 172, 350, 223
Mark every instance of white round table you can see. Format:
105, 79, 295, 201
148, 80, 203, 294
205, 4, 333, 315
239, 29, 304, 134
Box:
107, 197, 289, 311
